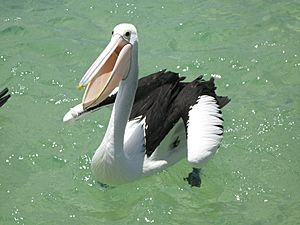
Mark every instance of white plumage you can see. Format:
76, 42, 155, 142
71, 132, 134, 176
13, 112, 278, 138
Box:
187, 95, 224, 167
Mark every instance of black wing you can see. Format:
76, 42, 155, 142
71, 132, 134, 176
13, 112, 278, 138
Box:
0, 88, 11, 108
131, 72, 230, 157
130, 70, 185, 156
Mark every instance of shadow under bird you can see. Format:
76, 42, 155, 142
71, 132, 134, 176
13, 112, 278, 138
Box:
63, 23, 230, 187
0, 88, 11, 108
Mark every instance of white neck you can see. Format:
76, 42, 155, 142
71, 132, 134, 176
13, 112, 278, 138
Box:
91, 43, 139, 175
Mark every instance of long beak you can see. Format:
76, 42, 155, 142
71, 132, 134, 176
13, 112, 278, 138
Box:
79, 35, 132, 110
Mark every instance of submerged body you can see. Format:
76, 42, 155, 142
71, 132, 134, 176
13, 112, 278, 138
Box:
63, 24, 230, 186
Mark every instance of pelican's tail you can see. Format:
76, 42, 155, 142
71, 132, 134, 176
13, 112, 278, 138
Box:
216, 95, 231, 109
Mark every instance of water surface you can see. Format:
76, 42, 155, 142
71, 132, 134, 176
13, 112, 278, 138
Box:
0, 0, 299, 224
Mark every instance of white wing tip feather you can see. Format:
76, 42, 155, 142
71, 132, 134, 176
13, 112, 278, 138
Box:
187, 95, 224, 167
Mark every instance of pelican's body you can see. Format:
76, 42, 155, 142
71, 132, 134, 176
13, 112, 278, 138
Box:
64, 24, 230, 186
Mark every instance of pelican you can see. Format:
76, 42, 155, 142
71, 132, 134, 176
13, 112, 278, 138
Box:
0, 88, 10, 108
63, 23, 230, 187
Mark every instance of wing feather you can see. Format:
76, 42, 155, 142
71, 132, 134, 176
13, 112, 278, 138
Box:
186, 95, 224, 167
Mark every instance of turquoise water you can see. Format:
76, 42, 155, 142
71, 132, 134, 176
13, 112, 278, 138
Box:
1, 0, 299, 224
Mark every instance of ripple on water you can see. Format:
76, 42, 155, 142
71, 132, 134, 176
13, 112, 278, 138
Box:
47, 94, 79, 105
8, 62, 38, 96
78, 154, 96, 187
5, 153, 39, 166
109, 2, 139, 18
232, 170, 272, 203
11, 207, 25, 225
41, 138, 69, 166
0, 25, 25, 35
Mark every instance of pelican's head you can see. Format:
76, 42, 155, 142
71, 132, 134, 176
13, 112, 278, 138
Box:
78, 23, 138, 110
112, 23, 138, 46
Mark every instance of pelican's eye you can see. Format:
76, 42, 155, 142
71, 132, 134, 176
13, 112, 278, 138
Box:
112, 30, 114, 35
124, 31, 130, 37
